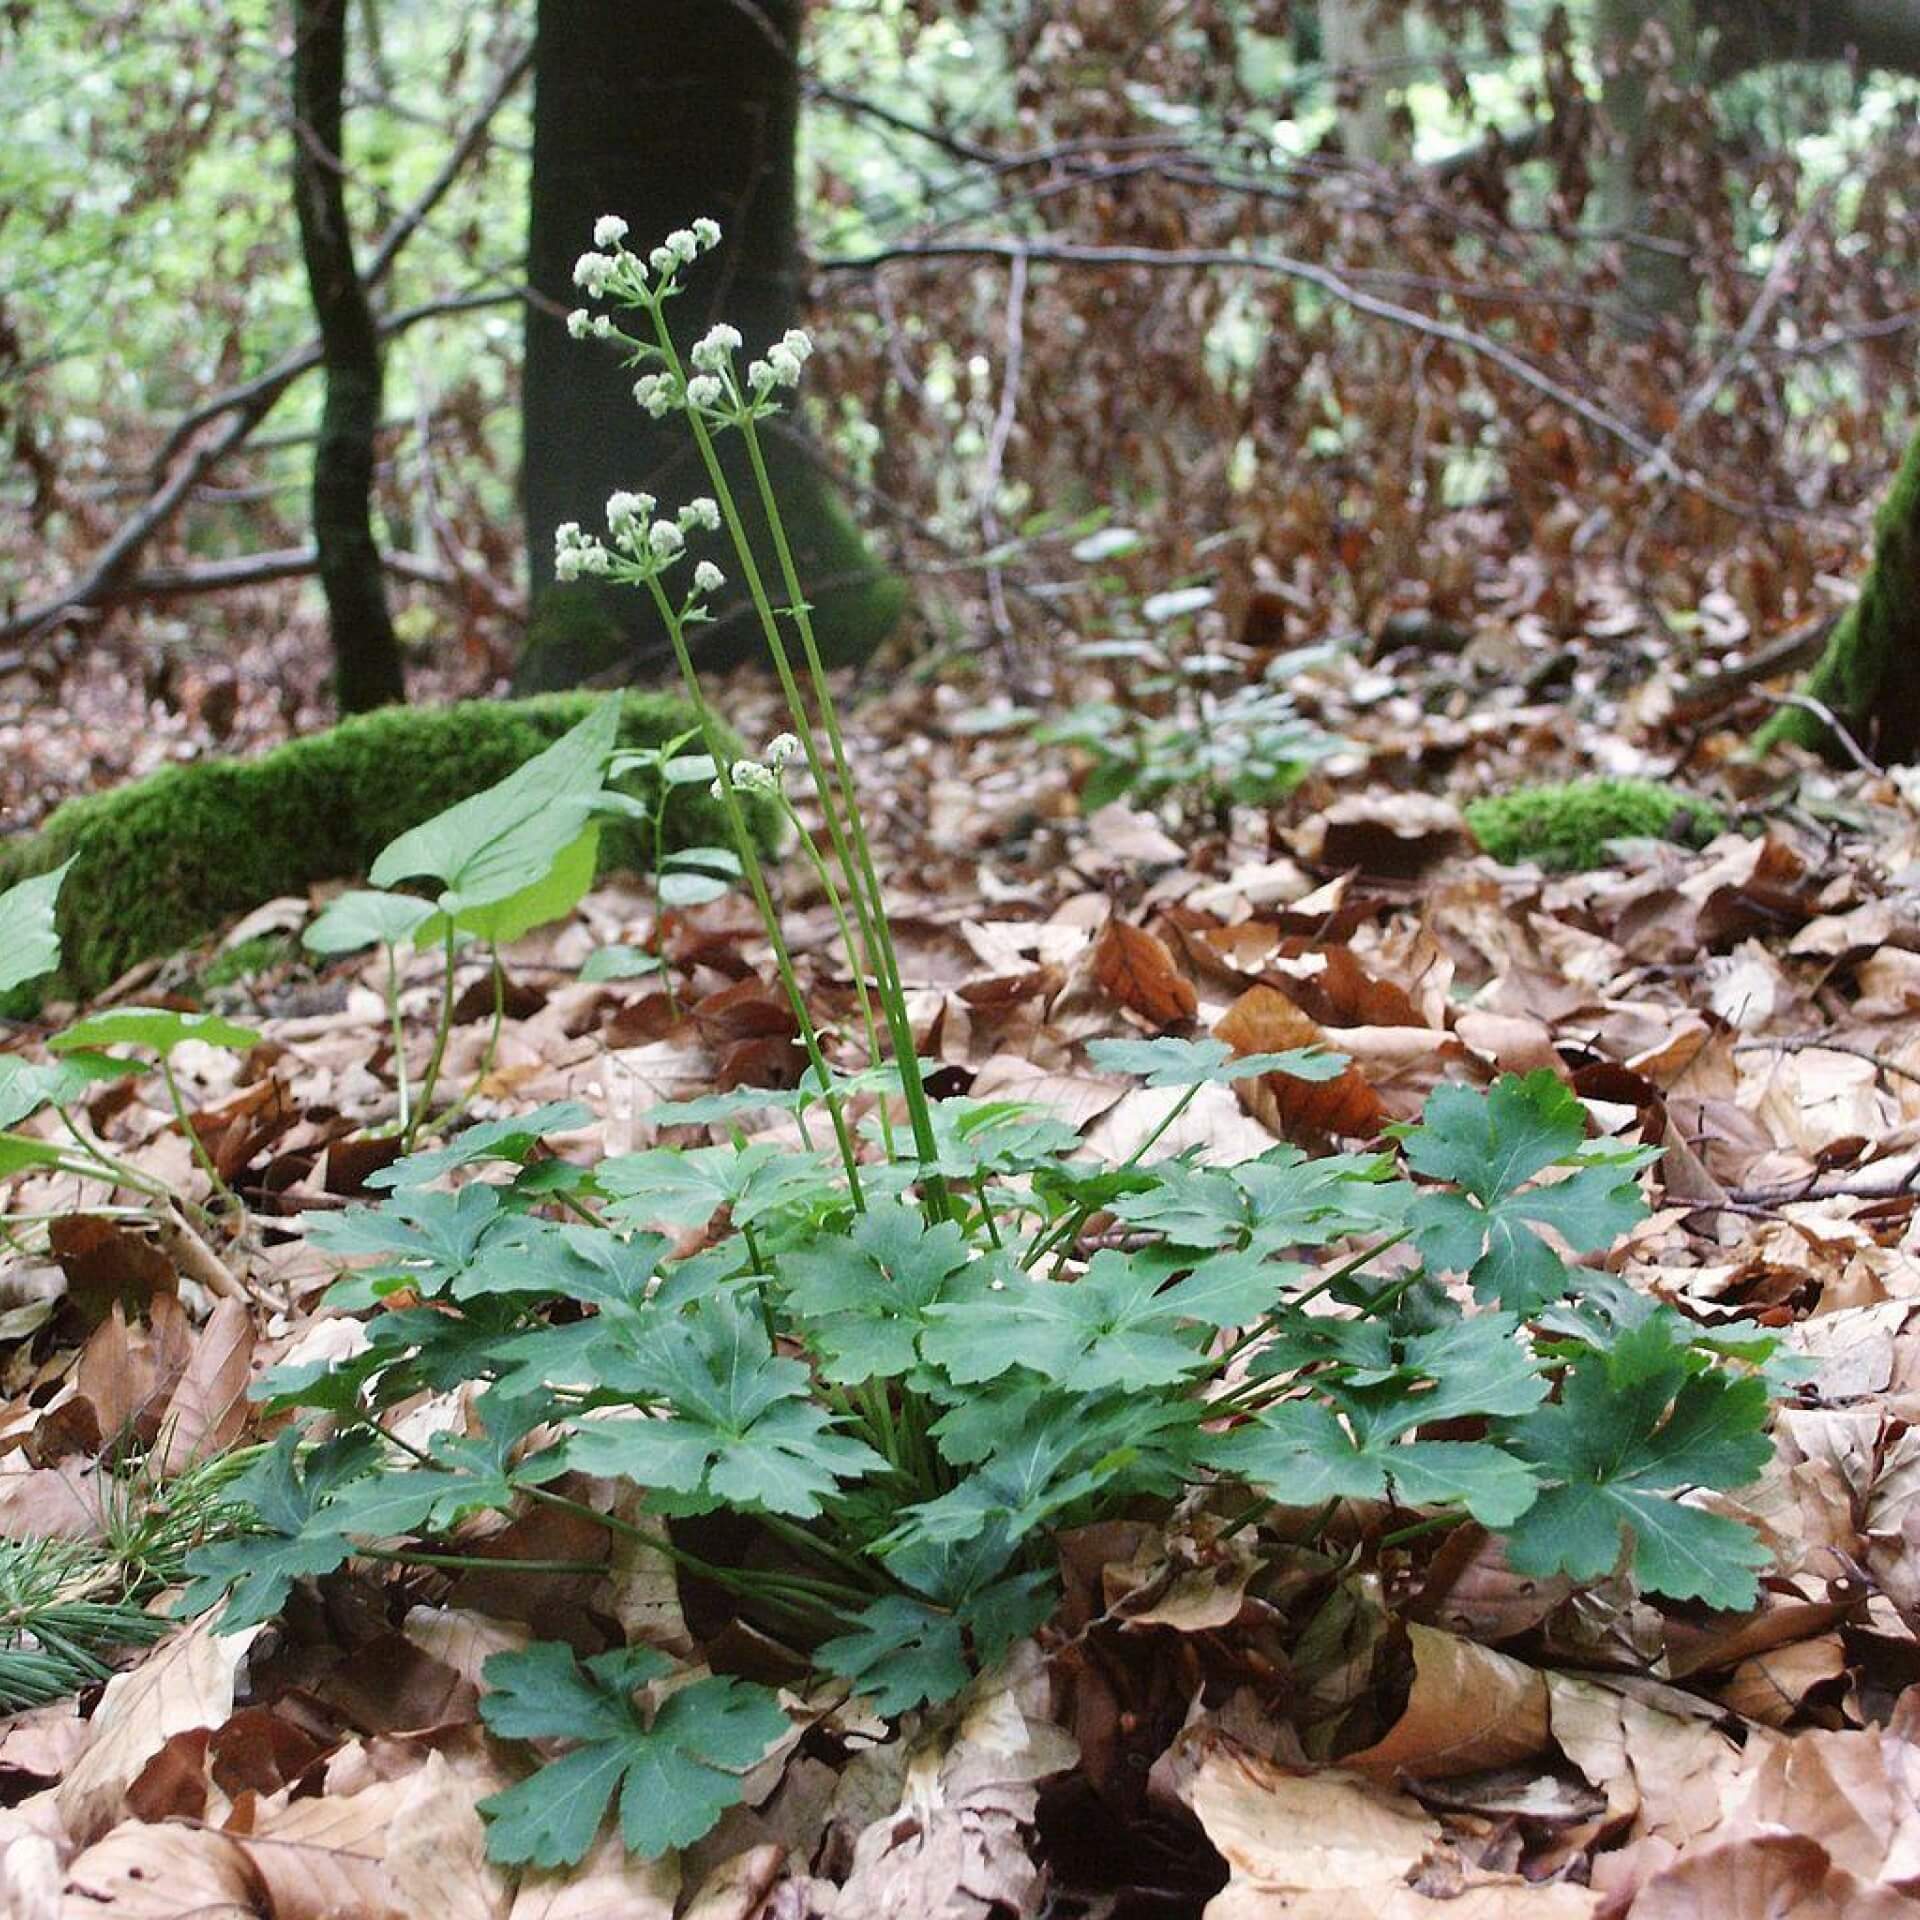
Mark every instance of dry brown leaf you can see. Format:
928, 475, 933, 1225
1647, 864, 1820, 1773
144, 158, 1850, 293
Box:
56, 1616, 264, 1845
1183, 1737, 1440, 1892
59, 1823, 263, 1920
153, 1296, 254, 1476
1215, 984, 1388, 1139
1612, 1832, 1920, 1920
1092, 917, 1197, 1029
1342, 1624, 1552, 1780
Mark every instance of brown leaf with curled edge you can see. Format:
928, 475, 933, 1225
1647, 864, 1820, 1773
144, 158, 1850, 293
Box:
1340, 1624, 1552, 1781
153, 1297, 254, 1476
1215, 984, 1387, 1141
1092, 917, 1197, 1029
1614, 1832, 1920, 1920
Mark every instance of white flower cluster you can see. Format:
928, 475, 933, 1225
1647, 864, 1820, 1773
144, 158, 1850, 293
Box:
710, 732, 801, 801
553, 521, 613, 582
569, 213, 724, 313
632, 372, 681, 419
748, 327, 814, 394
553, 492, 729, 592
689, 323, 743, 373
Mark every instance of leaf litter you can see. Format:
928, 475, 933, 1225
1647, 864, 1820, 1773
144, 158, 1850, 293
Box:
2, 649, 1920, 1918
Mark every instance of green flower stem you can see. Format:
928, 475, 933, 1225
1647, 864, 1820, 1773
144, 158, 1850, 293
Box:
1380, 1510, 1470, 1549
973, 1176, 1004, 1249
405, 923, 461, 1151
428, 947, 507, 1139
736, 414, 948, 1199
158, 1060, 242, 1215
356, 1546, 609, 1575
383, 944, 412, 1134
779, 791, 895, 1160
640, 572, 864, 1208
754, 1511, 887, 1591
641, 305, 947, 1216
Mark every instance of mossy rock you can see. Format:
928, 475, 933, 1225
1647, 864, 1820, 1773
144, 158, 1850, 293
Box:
1465, 778, 1725, 872
0, 692, 774, 998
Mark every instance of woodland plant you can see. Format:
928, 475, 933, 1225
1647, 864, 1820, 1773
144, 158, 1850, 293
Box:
172, 221, 1786, 1872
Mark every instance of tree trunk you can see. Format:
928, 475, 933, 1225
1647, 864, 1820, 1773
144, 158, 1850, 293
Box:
518, 0, 902, 689
1595, 0, 1703, 320
291, 0, 404, 713
1757, 427, 1920, 765
1321, 1, 1409, 165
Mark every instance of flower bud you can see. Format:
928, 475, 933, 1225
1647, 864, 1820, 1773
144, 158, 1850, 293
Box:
693, 560, 725, 594
592, 214, 629, 248
691, 217, 722, 251
690, 324, 743, 372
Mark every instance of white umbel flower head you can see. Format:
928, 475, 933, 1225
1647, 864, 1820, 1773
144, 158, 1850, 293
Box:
691, 217, 722, 252
779, 327, 814, 363
678, 497, 721, 533
693, 560, 726, 594
647, 519, 686, 560
685, 374, 724, 409
649, 245, 678, 277
664, 228, 700, 265
730, 760, 778, 795
592, 214, 630, 248
764, 343, 804, 387
605, 490, 655, 536
566, 308, 592, 339
633, 373, 679, 418
764, 732, 801, 770
554, 522, 612, 580
690, 323, 743, 372
572, 252, 615, 295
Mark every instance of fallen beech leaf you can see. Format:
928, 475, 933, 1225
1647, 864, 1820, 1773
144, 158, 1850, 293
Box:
1342, 1624, 1552, 1780
1183, 1737, 1440, 1892
56, 1616, 265, 1844
1215, 985, 1386, 1139
153, 1296, 254, 1475
1615, 1831, 1920, 1920
60, 1822, 264, 1919
1093, 917, 1198, 1029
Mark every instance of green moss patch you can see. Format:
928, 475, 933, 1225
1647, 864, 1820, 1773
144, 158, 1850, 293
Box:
1465, 777, 1725, 872
0, 693, 769, 997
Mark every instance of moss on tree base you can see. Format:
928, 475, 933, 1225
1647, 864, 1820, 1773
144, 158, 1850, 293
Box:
0, 693, 770, 997
1757, 425, 1920, 765
1466, 777, 1725, 872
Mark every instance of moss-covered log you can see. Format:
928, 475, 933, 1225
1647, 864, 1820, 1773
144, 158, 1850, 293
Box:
0, 694, 770, 997
1757, 425, 1920, 765
518, 0, 904, 688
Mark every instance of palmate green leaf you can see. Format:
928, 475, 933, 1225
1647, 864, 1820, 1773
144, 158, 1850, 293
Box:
367, 1101, 593, 1191
566, 1293, 884, 1517
179, 1430, 379, 1629
890, 1392, 1196, 1554
921, 1247, 1284, 1395
478, 1641, 788, 1866
1109, 1145, 1398, 1251
1204, 1400, 1538, 1527
598, 1142, 838, 1233
781, 1203, 1001, 1384
370, 700, 618, 917
860, 1099, 1082, 1180
1399, 1073, 1655, 1315
53, 1006, 260, 1057
817, 1595, 971, 1715
818, 1557, 1056, 1716
1086, 1035, 1347, 1088
0, 859, 72, 995
302, 888, 438, 957
1499, 1316, 1774, 1608
308, 1183, 510, 1307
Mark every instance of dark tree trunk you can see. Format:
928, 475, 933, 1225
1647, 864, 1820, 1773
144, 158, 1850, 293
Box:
518, 0, 902, 689
1758, 425, 1920, 765
291, 0, 404, 712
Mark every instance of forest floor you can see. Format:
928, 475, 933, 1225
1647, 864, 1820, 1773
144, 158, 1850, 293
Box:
2, 578, 1919, 1919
